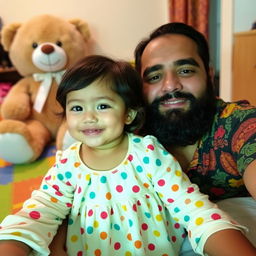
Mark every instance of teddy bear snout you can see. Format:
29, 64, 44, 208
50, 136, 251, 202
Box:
41, 44, 55, 54
32, 42, 68, 72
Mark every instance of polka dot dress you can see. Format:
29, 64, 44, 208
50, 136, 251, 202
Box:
0, 134, 244, 256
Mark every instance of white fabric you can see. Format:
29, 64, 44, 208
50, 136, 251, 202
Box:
179, 197, 256, 255
33, 70, 65, 113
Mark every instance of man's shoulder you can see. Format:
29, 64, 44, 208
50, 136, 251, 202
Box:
216, 98, 256, 120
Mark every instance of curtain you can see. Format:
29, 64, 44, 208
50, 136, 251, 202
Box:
169, 0, 209, 39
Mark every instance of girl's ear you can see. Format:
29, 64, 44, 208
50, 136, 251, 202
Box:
125, 109, 137, 124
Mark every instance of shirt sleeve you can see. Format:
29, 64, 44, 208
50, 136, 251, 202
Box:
231, 116, 256, 175
144, 136, 247, 255
0, 149, 76, 256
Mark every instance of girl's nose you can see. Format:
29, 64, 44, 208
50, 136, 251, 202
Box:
83, 111, 97, 123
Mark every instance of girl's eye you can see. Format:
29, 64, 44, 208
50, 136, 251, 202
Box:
70, 105, 83, 112
97, 104, 110, 110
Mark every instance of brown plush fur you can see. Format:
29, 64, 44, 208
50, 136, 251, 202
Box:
0, 14, 91, 163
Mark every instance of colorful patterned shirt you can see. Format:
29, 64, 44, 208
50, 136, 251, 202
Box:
185, 99, 256, 201
0, 134, 243, 256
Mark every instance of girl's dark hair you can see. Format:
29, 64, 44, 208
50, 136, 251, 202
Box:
56, 55, 145, 132
134, 22, 210, 74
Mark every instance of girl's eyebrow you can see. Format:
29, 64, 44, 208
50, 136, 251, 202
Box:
67, 96, 115, 104
142, 58, 200, 78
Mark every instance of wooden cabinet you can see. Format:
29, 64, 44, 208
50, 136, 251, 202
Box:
232, 30, 256, 106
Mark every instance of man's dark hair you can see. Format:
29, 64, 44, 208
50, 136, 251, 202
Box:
134, 22, 210, 74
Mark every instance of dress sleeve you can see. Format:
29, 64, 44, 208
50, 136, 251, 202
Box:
0, 150, 76, 256
144, 136, 247, 255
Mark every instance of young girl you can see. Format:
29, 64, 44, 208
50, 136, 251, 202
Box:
0, 55, 255, 256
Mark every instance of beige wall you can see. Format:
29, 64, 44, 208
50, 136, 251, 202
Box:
0, 0, 169, 60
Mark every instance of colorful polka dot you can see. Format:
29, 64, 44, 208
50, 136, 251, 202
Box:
153, 231, 160, 239
29, 211, 40, 219
89, 192, 96, 199
132, 185, 140, 193
195, 217, 204, 226
158, 179, 165, 186
106, 192, 112, 200
127, 233, 132, 240
87, 226, 94, 234
172, 184, 179, 191
121, 172, 127, 179
114, 242, 121, 250
100, 176, 107, 183
211, 213, 221, 220
134, 240, 142, 249
195, 200, 204, 207
57, 173, 64, 180
184, 215, 190, 222
71, 235, 78, 242
65, 171, 72, 179
114, 224, 120, 230
100, 211, 108, 219
100, 232, 108, 240
187, 187, 195, 193
155, 214, 163, 221
148, 243, 155, 250
155, 159, 162, 166
136, 165, 143, 172
143, 156, 150, 164
94, 249, 101, 256
133, 137, 141, 143
141, 223, 148, 230
116, 185, 123, 192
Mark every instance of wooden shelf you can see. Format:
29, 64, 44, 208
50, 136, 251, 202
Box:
0, 67, 22, 83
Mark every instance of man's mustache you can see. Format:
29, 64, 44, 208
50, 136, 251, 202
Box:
152, 91, 196, 106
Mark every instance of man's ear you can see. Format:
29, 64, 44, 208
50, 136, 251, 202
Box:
125, 109, 137, 124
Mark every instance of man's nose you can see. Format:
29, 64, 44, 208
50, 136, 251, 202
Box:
161, 71, 182, 93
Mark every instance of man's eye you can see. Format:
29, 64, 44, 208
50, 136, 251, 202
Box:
145, 74, 162, 83
71, 105, 83, 112
97, 104, 110, 110
177, 68, 195, 76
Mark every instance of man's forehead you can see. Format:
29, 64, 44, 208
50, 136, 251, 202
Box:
141, 35, 200, 69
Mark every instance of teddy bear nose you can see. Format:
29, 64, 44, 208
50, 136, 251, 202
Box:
41, 44, 55, 54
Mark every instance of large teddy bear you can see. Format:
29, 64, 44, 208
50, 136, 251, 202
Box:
0, 14, 90, 164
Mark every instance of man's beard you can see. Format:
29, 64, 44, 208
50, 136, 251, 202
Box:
143, 84, 217, 147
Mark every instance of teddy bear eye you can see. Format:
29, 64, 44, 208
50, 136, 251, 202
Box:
56, 41, 62, 47
32, 42, 38, 49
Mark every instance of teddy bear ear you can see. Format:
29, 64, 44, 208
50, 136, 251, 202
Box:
69, 19, 90, 41
1, 23, 22, 51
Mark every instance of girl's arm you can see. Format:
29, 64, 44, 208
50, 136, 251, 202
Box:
0, 240, 31, 256
204, 229, 256, 256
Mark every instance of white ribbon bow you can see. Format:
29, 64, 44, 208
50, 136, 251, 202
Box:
33, 70, 66, 113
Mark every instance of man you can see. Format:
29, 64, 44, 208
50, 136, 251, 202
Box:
134, 22, 256, 254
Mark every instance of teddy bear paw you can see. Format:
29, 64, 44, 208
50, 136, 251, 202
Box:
0, 133, 34, 164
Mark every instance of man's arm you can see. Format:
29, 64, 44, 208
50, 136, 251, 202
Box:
0, 240, 31, 256
204, 229, 256, 256
243, 159, 256, 199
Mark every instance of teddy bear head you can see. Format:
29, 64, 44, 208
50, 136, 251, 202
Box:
1, 14, 91, 76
